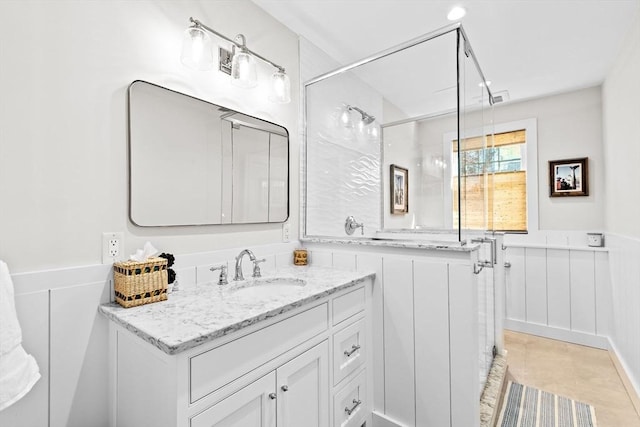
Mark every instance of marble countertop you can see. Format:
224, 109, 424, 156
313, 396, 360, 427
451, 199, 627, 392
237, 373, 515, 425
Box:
99, 266, 374, 355
302, 237, 480, 252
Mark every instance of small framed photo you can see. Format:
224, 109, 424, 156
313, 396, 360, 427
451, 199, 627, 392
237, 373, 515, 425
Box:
390, 164, 409, 214
549, 157, 589, 197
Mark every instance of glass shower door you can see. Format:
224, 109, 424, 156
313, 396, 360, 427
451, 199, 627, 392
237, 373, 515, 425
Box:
457, 28, 497, 395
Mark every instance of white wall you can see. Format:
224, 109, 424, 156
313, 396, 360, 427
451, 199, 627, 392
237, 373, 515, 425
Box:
419, 86, 605, 233
0, 0, 300, 273
0, 1, 301, 425
602, 10, 640, 407
603, 12, 640, 239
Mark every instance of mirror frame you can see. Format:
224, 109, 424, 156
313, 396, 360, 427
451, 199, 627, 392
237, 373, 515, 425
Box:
127, 80, 290, 227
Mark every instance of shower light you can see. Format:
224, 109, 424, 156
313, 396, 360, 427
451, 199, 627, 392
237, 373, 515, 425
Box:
181, 18, 290, 103
447, 6, 466, 21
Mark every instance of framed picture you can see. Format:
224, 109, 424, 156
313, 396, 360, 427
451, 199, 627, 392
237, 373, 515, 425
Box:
549, 157, 589, 197
390, 164, 409, 214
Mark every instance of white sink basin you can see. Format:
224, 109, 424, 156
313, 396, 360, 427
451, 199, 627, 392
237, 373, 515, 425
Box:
231, 278, 306, 298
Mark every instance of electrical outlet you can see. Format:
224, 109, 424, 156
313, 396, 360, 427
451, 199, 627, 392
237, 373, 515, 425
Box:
282, 223, 290, 243
102, 232, 124, 264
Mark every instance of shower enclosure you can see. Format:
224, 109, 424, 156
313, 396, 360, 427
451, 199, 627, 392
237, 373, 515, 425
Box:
304, 23, 501, 402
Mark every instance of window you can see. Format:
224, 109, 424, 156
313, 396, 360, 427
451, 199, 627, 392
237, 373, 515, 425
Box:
452, 129, 530, 232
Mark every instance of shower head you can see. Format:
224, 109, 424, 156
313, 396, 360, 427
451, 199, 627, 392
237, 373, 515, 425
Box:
349, 106, 375, 125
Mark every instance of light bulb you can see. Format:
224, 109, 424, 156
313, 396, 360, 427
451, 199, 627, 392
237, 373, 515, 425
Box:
269, 70, 291, 104
447, 6, 466, 21
231, 48, 257, 88
340, 106, 353, 128
181, 27, 213, 70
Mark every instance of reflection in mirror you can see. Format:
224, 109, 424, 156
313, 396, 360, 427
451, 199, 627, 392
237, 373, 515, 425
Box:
128, 81, 289, 226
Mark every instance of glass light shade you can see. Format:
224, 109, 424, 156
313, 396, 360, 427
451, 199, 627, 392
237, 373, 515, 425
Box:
181, 27, 213, 70
339, 106, 353, 128
231, 49, 258, 88
269, 70, 291, 104
368, 124, 379, 139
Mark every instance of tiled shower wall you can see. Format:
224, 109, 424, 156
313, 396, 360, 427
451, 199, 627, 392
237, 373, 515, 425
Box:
301, 38, 382, 237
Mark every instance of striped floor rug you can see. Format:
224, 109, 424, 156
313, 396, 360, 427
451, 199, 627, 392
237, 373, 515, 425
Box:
497, 381, 598, 427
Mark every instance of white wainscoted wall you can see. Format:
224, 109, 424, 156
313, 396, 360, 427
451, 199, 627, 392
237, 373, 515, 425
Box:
602, 9, 640, 414
605, 234, 640, 412
0, 242, 298, 427
503, 230, 640, 413
503, 237, 612, 349
304, 241, 481, 427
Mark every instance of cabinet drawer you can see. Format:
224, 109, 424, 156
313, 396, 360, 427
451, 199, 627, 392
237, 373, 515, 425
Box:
332, 287, 365, 325
333, 318, 366, 386
190, 303, 328, 403
333, 369, 367, 427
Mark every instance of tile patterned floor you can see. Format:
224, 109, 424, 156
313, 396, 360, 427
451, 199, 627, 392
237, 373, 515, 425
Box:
504, 330, 640, 427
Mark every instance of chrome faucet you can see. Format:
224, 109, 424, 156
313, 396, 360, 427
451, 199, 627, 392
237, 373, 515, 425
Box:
234, 249, 266, 281
345, 216, 364, 236
210, 264, 229, 285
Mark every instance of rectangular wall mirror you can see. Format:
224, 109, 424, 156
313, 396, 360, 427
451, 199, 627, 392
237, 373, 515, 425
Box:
128, 80, 289, 226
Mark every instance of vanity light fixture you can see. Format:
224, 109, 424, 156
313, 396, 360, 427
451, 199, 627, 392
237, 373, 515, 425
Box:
181, 17, 291, 104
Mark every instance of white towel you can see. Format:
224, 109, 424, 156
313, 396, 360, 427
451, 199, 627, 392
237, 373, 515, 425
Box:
0, 260, 40, 411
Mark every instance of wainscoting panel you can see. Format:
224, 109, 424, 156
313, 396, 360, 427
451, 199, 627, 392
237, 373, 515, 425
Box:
356, 253, 385, 412
504, 245, 609, 348
332, 251, 357, 271
594, 251, 612, 337
546, 249, 571, 330
414, 260, 450, 427
304, 242, 480, 427
382, 255, 416, 427
0, 290, 50, 427
569, 250, 597, 335
505, 247, 526, 321
50, 281, 111, 427
607, 234, 640, 411
449, 263, 480, 427
525, 248, 547, 325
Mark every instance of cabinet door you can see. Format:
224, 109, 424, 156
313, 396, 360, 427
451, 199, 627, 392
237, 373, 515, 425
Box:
276, 341, 329, 427
190, 372, 276, 427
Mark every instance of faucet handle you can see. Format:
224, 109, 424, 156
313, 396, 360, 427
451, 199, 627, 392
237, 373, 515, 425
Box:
252, 258, 266, 278
210, 265, 229, 286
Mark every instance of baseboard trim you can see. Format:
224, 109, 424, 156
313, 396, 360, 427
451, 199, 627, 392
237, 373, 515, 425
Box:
504, 319, 609, 349
608, 339, 640, 417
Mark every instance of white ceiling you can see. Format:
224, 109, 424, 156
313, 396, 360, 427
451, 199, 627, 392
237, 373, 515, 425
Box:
253, 0, 639, 110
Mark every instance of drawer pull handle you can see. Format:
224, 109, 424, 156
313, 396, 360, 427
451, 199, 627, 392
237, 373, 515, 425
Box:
344, 344, 361, 357
281, 385, 289, 392
345, 399, 362, 416
268, 392, 277, 400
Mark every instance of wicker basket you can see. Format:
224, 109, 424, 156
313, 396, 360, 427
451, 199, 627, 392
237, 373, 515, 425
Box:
113, 257, 168, 308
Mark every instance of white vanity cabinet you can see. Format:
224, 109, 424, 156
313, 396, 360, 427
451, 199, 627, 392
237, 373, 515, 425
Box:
191, 341, 328, 427
106, 277, 372, 427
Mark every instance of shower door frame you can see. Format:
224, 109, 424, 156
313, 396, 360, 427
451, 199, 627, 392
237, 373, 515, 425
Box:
302, 23, 495, 242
